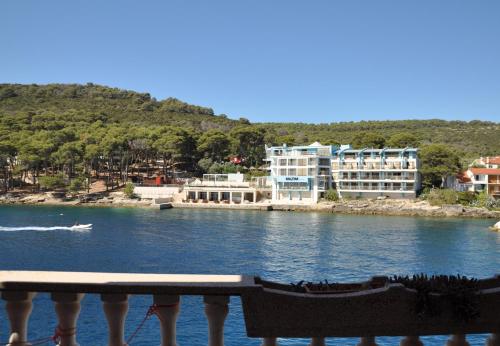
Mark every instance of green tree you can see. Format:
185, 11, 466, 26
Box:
197, 130, 231, 162
387, 132, 420, 148
420, 144, 461, 188
352, 132, 386, 149
229, 126, 265, 167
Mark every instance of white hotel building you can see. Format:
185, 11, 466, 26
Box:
332, 146, 421, 199
266, 142, 421, 202
265, 142, 334, 203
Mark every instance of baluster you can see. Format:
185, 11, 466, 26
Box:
51, 293, 84, 346
487, 334, 500, 346
400, 336, 423, 346
101, 294, 129, 346
310, 337, 326, 346
153, 295, 180, 346
446, 334, 469, 346
204, 295, 229, 346
1, 291, 36, 346
358, 336, 377, 346
261, 337, 278, 346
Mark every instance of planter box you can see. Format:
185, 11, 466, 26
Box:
241, 276, 500, 338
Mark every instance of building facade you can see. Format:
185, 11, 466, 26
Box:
331, 146, 421, 199
183, 173, 258, 203
267, 142, 421, 203
265, 142, 334, 203
459, 167, 500, 198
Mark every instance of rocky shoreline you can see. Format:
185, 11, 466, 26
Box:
1, 191, 499, 219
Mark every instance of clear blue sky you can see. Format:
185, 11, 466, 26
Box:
1, 1, 499, 123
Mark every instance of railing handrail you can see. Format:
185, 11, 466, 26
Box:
0, 270, 257, 295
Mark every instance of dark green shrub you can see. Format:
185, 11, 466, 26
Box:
426, 188, 458, 206
39, 175, 65, 190
124, 182, 136, 198
324, 188, 339, 201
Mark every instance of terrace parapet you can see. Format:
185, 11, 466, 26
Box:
0, 271, 499, 346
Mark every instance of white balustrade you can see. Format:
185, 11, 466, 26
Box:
51, 292, 84, 346
204, 295, 229, 346
447, 334, 470, 346
309, 337, 326, 346
153, 294, 180, 346
358, 336, 377, 346
1, 291, 36, 346
101, 294, 129, 346
400, 336, 423, 346
487, 334, 500, 346
0, 271, 499, 346
262, 337, 278, 346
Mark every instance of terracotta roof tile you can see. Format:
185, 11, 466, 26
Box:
469, 168, 500, 175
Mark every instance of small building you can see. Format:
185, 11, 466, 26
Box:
460, 167, 500, 198
183, 173, 258, 203
471, 156, 500, 169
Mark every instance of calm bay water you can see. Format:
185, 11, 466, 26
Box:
0, 205, 499, 345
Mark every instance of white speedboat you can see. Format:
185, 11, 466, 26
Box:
70, 224, 92, 230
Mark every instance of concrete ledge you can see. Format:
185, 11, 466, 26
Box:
0, 271, 257, 295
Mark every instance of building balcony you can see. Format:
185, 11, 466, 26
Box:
0, 271, 498, 346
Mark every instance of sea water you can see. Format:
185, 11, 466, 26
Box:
0, 205, 498, 345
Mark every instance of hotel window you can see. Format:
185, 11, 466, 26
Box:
288, 168, 297, 176
297, 167, 307, 176
279, 168, 287, 176
319, 168, 330, 176
289, 159, 297, 166
308, 157, 317, 165
298, 158, 307, 166
319, 158, 330, 166
279, 159, 287, 166
308, 167, 316, 176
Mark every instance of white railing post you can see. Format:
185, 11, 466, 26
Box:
310, 337, 326, 346
101, 294, 129, 346
51, 292, 84, 346
261, 337, 278, 346
153, 295, 180, 346
487, 334, 500, 346
447, 334, 470, 346
1, 291, 36, 346
204, 295, 229, 346
358, 336, 378, 346
400, 336, 423, 346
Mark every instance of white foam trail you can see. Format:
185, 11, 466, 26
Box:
0, 226, 91, 232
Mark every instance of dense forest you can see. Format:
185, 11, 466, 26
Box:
0, 83, 499, 192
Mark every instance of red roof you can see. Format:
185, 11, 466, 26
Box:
469, 168, 500, 175
486, 156, 500, 165
456, 172, 471, 183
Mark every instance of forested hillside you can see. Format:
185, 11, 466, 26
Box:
0, 83, 499, 192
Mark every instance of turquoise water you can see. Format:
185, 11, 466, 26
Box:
0, 205, 499, 345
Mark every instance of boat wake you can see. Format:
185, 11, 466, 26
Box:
0, 224, 92, 232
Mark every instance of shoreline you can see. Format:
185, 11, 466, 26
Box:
1, 191, 499, 219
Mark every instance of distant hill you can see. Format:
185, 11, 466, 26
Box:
1, 83, 499, 163
0, 83, 238, 132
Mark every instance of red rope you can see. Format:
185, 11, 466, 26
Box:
19, 325, 76, 346
126, 303, 179, 345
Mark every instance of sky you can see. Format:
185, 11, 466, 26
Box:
1, 0, 500, 123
